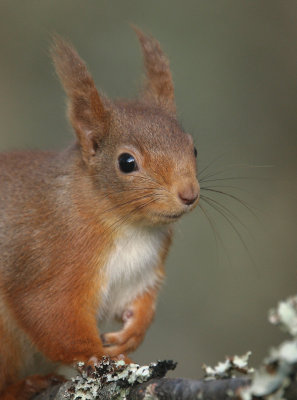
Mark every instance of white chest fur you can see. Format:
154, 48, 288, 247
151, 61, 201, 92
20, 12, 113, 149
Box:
99, 225, 168, 320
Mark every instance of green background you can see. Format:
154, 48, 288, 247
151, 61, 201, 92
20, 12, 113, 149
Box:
0, 1, 296, 379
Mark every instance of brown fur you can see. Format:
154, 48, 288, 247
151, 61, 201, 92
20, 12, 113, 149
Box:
0, 28, 199, 399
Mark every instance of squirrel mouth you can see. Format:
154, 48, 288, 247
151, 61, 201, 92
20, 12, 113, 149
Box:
152, 211, 184, 220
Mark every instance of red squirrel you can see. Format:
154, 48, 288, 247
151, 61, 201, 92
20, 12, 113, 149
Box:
0, 28, 199, 399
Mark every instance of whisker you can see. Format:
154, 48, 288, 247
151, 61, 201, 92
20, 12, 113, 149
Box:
198, 153, 228, 179
100, 193, 164, 216
201, 184, 250, 193
200, 194, 253, 238
101, 197, 160, 240
98, 186, 161, 201
197, 203, 219, 251
197, 203, 231, 266
200, 196, 256, 267
199, 176, 269, 184
135, 175, 172, 195
199, 163, 273, 182
200, 187, 259, 218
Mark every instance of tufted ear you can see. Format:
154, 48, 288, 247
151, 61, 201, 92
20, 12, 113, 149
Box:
133, 26, 176, 114
51, 36, 110, 163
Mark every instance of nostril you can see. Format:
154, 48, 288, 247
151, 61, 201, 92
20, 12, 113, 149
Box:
178, 191, 199, 206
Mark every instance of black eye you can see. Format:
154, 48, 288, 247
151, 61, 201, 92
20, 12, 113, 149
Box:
194, 147, 198, 158
118, 153, 138, 173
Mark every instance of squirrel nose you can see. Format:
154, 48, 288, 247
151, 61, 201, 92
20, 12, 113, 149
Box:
178, 183, 199, 206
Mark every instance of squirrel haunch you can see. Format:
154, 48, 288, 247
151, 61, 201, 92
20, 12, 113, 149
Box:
0, 27, 199, 399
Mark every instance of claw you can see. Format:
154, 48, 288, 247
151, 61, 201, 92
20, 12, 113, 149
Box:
76, 356, 102, 378
122, 309, 134, 323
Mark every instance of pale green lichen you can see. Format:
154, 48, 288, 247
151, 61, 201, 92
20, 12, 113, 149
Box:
203, 351, 254, 380
241, 294, 297, 400
269, 295, 297, 337
233, 352, 253, 370
59, 359, 175, 400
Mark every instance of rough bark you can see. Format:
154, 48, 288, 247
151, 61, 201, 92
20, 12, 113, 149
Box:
33, 375, 297, 400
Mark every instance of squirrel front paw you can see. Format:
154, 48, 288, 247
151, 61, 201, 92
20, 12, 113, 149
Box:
101, 314, 145, 357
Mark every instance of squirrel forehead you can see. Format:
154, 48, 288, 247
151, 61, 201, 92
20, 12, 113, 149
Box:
111, 102, 191, 150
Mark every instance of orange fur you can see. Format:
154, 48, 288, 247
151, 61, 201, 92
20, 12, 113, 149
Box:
0, 374, 65, 400
0, 28, 199, 399
0, 320, 21, 391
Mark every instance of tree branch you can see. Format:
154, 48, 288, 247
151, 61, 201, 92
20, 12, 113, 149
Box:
32, 294, 297, 400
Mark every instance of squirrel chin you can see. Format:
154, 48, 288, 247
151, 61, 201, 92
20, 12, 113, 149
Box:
148, 201, 199, 225
146, 211, 185, 226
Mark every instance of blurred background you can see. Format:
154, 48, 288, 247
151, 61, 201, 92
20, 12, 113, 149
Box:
0, 0, 296, 379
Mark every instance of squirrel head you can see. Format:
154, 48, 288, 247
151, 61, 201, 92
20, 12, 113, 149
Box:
52, 28, 199, 226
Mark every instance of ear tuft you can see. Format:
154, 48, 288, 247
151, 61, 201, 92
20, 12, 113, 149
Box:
51, 35, 110, 162
132, 26, 176, 114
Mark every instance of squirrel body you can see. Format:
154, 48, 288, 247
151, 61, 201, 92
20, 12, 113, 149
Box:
0, 28, 199, 399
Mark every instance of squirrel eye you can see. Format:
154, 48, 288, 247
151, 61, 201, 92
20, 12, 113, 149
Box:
194, 147, 198, 158
118, 153, 138, 173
